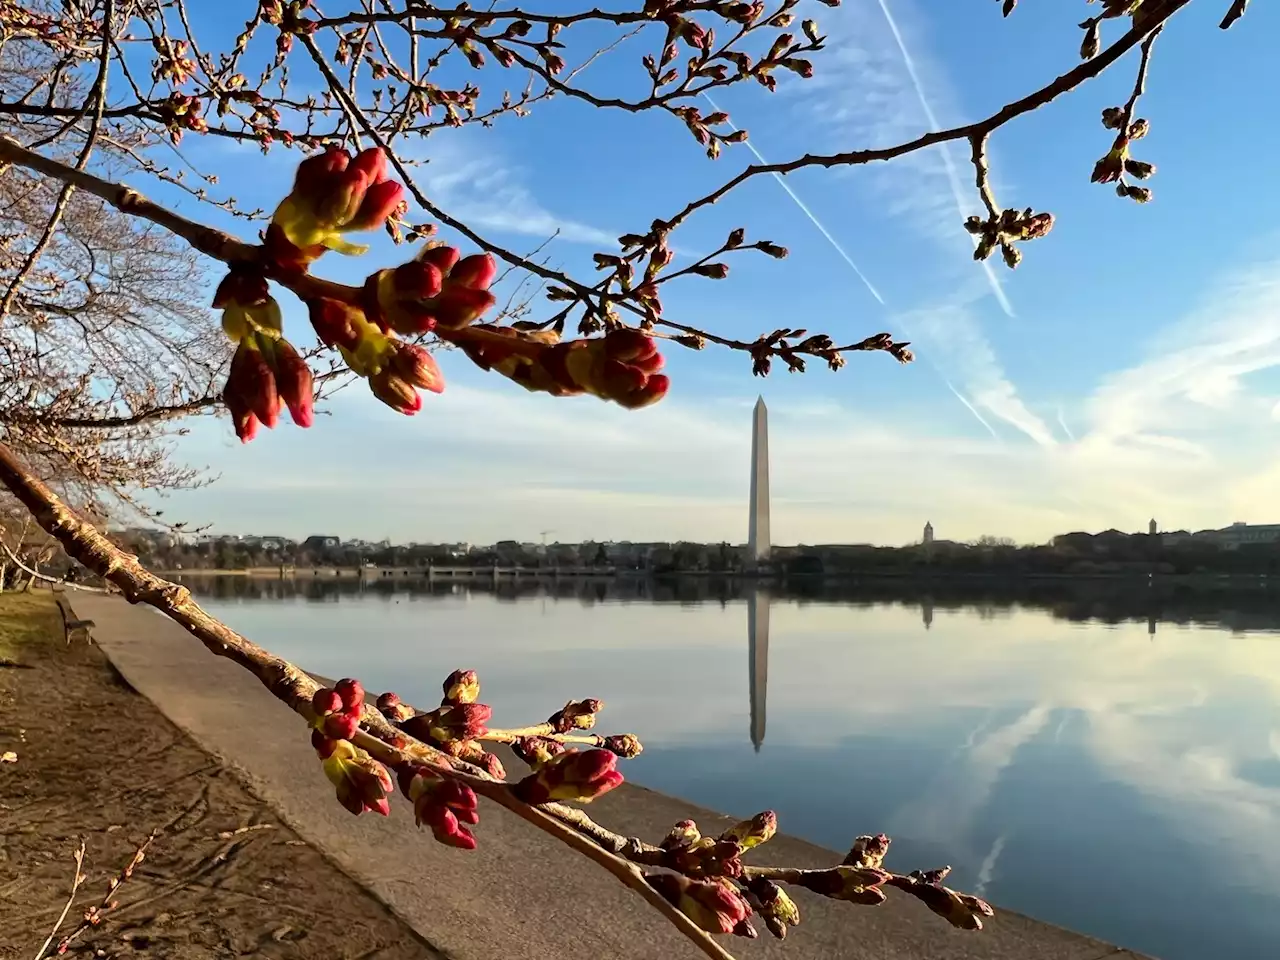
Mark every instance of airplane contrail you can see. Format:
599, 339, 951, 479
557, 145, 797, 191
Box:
700, 93, 1005, 439
701, 95, 883, 305
873, 0, 1015, 318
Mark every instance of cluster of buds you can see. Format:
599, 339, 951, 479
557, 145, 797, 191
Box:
964, 206, 1055, 269
1092, 107, 1156, 203
458, 325, 670, 410
157, 92, 207, 143
362, 245, 497, 334
601, 733, 644, 759
658, 811, 777, 880
376, 672, 505, 777
513, 748, 624, 805
886, 867, 995, 931
215, 269, 314, 442
395, 764, 480, 849
311, 678, 367, 740
312, 735, 394, 816
511, 735, 567, 769
401, 702, 493, 748
306, 298, 445, 414
266, 146, 405, 268
647, 875, 755, 938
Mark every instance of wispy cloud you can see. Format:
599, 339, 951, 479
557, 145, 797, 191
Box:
410, 133, 614, 246
872, 0, 1013, 316
786, 0, 1037, 442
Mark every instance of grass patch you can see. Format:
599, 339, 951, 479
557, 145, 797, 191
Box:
0, 591, 60, 661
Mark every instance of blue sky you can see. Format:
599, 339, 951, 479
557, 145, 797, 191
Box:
148, 0, 1280, 546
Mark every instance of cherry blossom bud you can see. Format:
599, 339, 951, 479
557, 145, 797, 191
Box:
442, 669, 480, 705
397, 764, 480, 848
312, 688, 342, 716
335, 678, 365, 710
844, 833, 891, 870
514, 748, 624, 804
306, 298, 364, 350
377, 691, 415, 723
224, 340, 280, 429
449, 253, 498, 290
794, 865, 891, 903
320, 739, 394, 816
388, 342, 445, 394
647, 875, 752, 935
720, 810, 777, 850
548, 698, 603, 733
661, 819, 701, 850
887, 873, 994, 930
403, 703, 493, 744
602, 734, 643, 759
368, 370, 423, 415
512, 736, 567, 770
270, 337, 315, 428
747, 878, 800, 939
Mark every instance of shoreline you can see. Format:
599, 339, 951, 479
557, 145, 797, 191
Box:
157, 566, 1280, 586
63, 591, 1153, 960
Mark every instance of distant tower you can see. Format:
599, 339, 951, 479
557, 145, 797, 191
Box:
922, 597, 934, 631
1149, 518, 1158, 536
923, 521, 935, 545
748, 397, 771, 564
748, 588, 769, 751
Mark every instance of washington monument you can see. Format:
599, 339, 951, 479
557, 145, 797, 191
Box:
748, 396, 770, 563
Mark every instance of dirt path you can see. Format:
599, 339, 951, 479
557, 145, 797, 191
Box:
0, 593, 445, 959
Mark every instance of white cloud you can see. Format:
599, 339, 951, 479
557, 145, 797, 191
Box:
410, 133, 614, 246
782, 0, 1039, 443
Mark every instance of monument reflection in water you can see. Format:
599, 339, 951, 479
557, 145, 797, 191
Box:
748, 588, 768, 752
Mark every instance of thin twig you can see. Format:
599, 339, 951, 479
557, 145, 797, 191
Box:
32, 840, 86, 960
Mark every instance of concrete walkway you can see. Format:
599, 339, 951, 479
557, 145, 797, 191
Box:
71, 594, 1146, 960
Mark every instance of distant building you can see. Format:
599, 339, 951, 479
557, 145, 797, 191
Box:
1149, 518, 1158, 536
923, 521, 935, 545
1204, 522, 1280, 547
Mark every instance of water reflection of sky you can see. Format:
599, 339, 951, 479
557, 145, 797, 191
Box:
196, 584, 1280, 960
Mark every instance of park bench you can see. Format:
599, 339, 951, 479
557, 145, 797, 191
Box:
54, 591, 95, 645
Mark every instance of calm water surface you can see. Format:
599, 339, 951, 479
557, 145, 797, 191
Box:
186, 577, 1280, 960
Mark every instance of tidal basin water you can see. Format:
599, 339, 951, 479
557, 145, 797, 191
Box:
185, 576, 1280, 960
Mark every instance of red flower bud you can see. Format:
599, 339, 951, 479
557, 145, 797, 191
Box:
294, 145, 350, 196
321, 739, 394, 817
306, 298, 364, 350
225, 341, 280, 429
417, 245, 461, 274
212, 268, 270, 308
376, 691, 415, 723
224, 391, 260, 444
322, 711, 360, 741
442, 669, 480, 705
449, 253, 497, 290
389, 342, 445, 394
514, 748, 624, 804
270, 337, 315, 428
393, 260, 444, 300
312, 688, 342, 716
432, 286, 498, 331
512, 735, 567, 770
369, 370, 423, 415
348, 177, 405, 231
398, 765, 480, 848
647, 875, 752, 935
335, 677, 365, 710
405, 702, 492, 744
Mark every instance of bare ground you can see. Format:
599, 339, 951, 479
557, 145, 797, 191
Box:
0, 592, 445, 960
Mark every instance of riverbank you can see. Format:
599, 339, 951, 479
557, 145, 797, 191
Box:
47, 592, 1151, 960
0, 592, 441, 958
